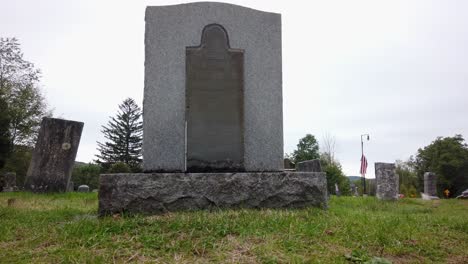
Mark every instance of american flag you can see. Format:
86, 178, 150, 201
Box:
360, 154, 368, 175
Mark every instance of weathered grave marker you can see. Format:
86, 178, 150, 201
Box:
296, 159, 322, 172
2, 172, 16, 192
424, 172, 437, 197
78, 185, 90, 193
375, 162, 398, 200
24, 117, 84, 192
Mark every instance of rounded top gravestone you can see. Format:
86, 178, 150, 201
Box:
143, 2, 283, 172
78, 185, 90, 193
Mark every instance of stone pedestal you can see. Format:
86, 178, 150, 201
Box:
424, 172, 437, 197
296, 159, 322, 172
24, 117, 84, 192
98, 172, 328, 216
375, 163, 398, 200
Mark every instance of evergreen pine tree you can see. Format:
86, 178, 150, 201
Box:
96, 98, 143, 171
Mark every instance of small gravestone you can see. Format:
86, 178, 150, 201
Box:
296, 159, 322, 172
335, 183, 341, 196
456, 189, 468, 199
424, 172, 437, 197
67, 181, 74, 192
78, 185, 90, 193
375, 162, 398, 200
351, 183, 359, 196
24, 117, 84, 192
3, 172, 16, 192
283, 158, 295, 170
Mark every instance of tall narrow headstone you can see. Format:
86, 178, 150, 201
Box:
24, 118, 84, 192
424, 172, 437, 197
375, 162, 398, 200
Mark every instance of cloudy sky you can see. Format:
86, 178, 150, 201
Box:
1, 0, 467, 177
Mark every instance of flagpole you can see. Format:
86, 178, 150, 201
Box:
361, 134, 369, 196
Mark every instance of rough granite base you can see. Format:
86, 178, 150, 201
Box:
98, 172, 328, 216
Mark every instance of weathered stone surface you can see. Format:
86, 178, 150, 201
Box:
296, 159, 322, 172
78, 185, 89, 193
424, 172, 437, 197
456, 189, 468, 199
284, 158, 294, 169
350, 183, 359, 196
143, 2, 283, 172
2, 172, 16, 192
24, 117, 84, 192
186, 24, 244, 172
67, 181, 74, 192
99, 172, 328, 216
375, 162, 399, 200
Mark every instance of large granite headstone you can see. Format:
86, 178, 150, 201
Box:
143, 2, 283, 172
98, 2, 328, 215
24, 118, 84, 192
375, 162, 398, 200
424, 172, 437, 197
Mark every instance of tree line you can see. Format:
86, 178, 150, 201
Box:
1, 38, 467, 196
287, 133, 468, 197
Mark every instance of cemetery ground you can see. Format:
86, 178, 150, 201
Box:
0, 193, 467, 264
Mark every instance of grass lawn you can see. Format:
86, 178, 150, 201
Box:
0, 193, 467, 263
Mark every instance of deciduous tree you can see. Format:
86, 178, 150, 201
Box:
291, 134, 320, 164
0, 38, 50, 147
414, 135, 468, 197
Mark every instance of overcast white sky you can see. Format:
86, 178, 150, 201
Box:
1, 0, 467, 177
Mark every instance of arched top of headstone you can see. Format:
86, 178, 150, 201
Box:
200, 24, 230, 50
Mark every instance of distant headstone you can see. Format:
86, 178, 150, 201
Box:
3, 172, 16, 192
375, 162, 399, 200
424, 172, 437, 197
24, 117, 84, 192
284, 158, 295, 170
456, 189, 468, 199
296, 159, 322, 172
353, 184, 359, 196
335, 183, 341, 196
77, 185, 90, 193
67, 181, 74, 192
